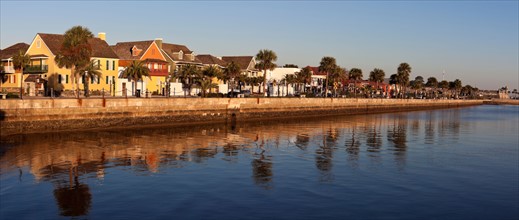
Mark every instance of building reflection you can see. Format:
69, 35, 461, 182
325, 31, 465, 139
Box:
0, 110, 463, 215
425, 112, 436, 144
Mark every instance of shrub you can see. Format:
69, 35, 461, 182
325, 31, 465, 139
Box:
6, 93, 19, 99
207, 93, 224, 98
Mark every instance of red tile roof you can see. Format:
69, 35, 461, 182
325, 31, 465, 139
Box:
111, 40, 154, 60
307, 66, 325, 75
0, 43, 30, 60
221, 56, 254, 71
196, 54, 227, 66
38, 33, 118, 59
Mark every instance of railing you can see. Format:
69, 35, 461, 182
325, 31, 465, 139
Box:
24, 65, 48, 73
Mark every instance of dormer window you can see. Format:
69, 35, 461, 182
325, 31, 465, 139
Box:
131, 46, 142, 57
179, 50, 183, 60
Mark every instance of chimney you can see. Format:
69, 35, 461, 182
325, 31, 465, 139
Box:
154, 38, 163, 49
98, 32, 106, 41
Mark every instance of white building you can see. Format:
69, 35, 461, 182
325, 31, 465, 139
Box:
265, 67, 299, 96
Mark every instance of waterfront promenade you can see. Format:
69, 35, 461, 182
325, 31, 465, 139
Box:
0, 97, 483, 136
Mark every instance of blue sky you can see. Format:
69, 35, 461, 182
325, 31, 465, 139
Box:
1, 1, 518, 90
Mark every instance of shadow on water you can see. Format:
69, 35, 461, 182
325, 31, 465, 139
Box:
0, 110, 5, 121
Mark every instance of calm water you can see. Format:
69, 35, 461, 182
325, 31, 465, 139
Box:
1, 105, 518, 220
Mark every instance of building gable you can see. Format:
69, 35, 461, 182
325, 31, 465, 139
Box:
26, 34, 54, 57
141, 42, 166, 61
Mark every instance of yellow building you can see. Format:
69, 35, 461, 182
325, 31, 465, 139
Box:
0, 43, 30, 94
25, 33, 119, 96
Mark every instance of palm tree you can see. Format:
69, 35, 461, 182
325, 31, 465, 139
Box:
251, 76, 264, 94
177, 64, 201, 96
198, 78, 219, 97
439, 80, 449, 98
318, 56, 337, 98
410, 76, 424, 97
329, 66, 347, 97
12, 50, 31, 99
78, 60, 102, 97
369, 68, 385, 92
295, 66, 312, 93
201, 65, 222, 95
224, 61, 242, 97
349, 68, 363, 98
255, 49, 277, 96
121, 60, 150, 97
55, 26, 94, 98
426, 77, 438, 98
281, 74, 296, 96
450, 79, 462, 98
396, 63, 412, 98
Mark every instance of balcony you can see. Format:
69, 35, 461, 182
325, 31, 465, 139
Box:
24, 65, 48, 74
2, 66, 15, 73
149, 68, 168, 76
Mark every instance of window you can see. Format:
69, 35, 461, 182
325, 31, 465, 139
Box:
106, 76, 109, 84
91, 76, 95, 84
97, 76, 100, 84
58, 74, 62, 84
154, 63, 158, 70
179, 51, 183, 60
66, 75, 69, 84
112, 76, 115, 84
112, 61, 115, 70
36, 40, 41, 48
106, 60, 109, 70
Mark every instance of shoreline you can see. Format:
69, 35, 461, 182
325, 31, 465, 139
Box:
483, 99, 519, 105
1, 98, 484, 136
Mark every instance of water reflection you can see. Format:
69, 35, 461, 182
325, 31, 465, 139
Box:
0, 108, 472, 217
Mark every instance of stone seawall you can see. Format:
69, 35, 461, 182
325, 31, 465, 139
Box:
0, 98, 483, 136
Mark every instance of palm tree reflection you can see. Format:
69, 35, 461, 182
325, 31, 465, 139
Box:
345, 124, 361, 168
53, 174, 92, 216
252, 151, 273, 189
252, 135, 273, 189
315, 127, 338, 181
46, 159, 94, 217
295, 134, 310, 150
387, 115, 408, 170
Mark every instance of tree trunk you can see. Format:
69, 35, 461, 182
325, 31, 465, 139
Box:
74, 66, 80, 99
324, 72, 328, 98
70, 67, 76, 98
19, 67, 23, 99
263, 70, 267, 97
84, 78, 89, 97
